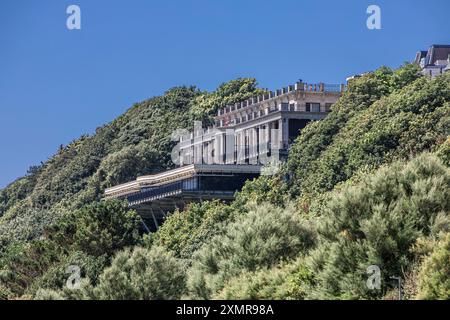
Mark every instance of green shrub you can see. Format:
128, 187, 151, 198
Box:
93, 246, 186, 300
307, 153, 450, 299
214, 258, 313, 300
416, 233, 450, 300
151, 200, 236, 259
435, 137, 450, 167
287, 70, 449, 201
27, 251, 108, 295
0, 284, 12, 300
0, 240, 61, 297
49, 200, 142, 257
187, 203, 316, 299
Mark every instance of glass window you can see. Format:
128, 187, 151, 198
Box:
311, 103, 320, 112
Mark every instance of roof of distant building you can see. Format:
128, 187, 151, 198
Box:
414, 51, 427, 64
424, 45, 450, 66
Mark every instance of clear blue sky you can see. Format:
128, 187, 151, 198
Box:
0, 0, 449, 188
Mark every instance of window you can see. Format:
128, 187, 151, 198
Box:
306, 103, 320, 112
325, 103, 333, 112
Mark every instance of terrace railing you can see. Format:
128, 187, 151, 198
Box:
218, 82, 346, 116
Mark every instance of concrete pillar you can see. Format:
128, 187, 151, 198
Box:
260, 125, 268, 154
214, 133, 225, 164
249, 128, 257, 164
240, 131, 246, 164
282, 117, 289, 149
271, 121, 280, 150
221, 133, 227, 164
205, 141, 212, 164
225, 129, 235, 164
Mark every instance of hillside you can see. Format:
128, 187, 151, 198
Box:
0, 65, 449, 300
0, 79, 263, 246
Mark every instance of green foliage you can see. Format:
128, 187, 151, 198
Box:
187, 203, 316, 299
213, 264, 293, 300
35, 246, 187, 300
52, 200, 142, 257
28, 251, 108, 295
389, 63, 421, 90
0, 200, 141, 298
286, 69, 449, 202
306, 153, 450, 299
150, 200, 236, 259
0, 284, 13, 300
189, 78, 266, 124
234, 175, 286, 207
416, 233, 450, 300
0, 79, 261, 247
91, 246, 186, 300
214, 258, 313, 300
435, 137, 450, 167
0, 240, 61, 296
1, 66, 449, 300
0, 78, 261, 299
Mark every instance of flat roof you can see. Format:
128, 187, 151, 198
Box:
105, 164, 262, 197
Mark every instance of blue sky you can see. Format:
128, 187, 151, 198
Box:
0, 0, 449, 188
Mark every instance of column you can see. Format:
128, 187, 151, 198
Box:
281, 117, 289, 149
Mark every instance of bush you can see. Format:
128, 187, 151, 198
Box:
187, 203, 316, 299
151, 201, 236, 259
307, 153, 450, 299
416, 233, 450, 300
287, 69, 449, 201
0, 240, 61, 297
0, 284, 12, 300
93, 246, 186, 300
435, 137, 450, 167
27, 251, 108, 295
49, 200, 142, 257
214, 258, 313, 300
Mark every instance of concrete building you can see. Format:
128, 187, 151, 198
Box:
105, 81, 344, 230
414, 44, 450, 78
177, 82, 345, 167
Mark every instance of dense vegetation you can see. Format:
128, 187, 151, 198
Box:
0, 65, 449, 300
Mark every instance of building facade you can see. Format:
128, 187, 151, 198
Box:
176, 82, 344, 167
414, 44, 450, 78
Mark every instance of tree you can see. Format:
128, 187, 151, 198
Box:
307, 153, 450, 299
74, 200, 142, 256
416, 233, 450, 300
93, 246, 186, 300
188, 203, 316, 299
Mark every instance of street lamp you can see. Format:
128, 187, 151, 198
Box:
390, 276, 402, 300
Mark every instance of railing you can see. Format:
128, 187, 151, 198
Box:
323, 84, 344, 92
218, 82, 345, 116
125, 176, 240, 206
126, 180, 184, 205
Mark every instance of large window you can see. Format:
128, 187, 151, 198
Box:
306, 103, 320, 112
